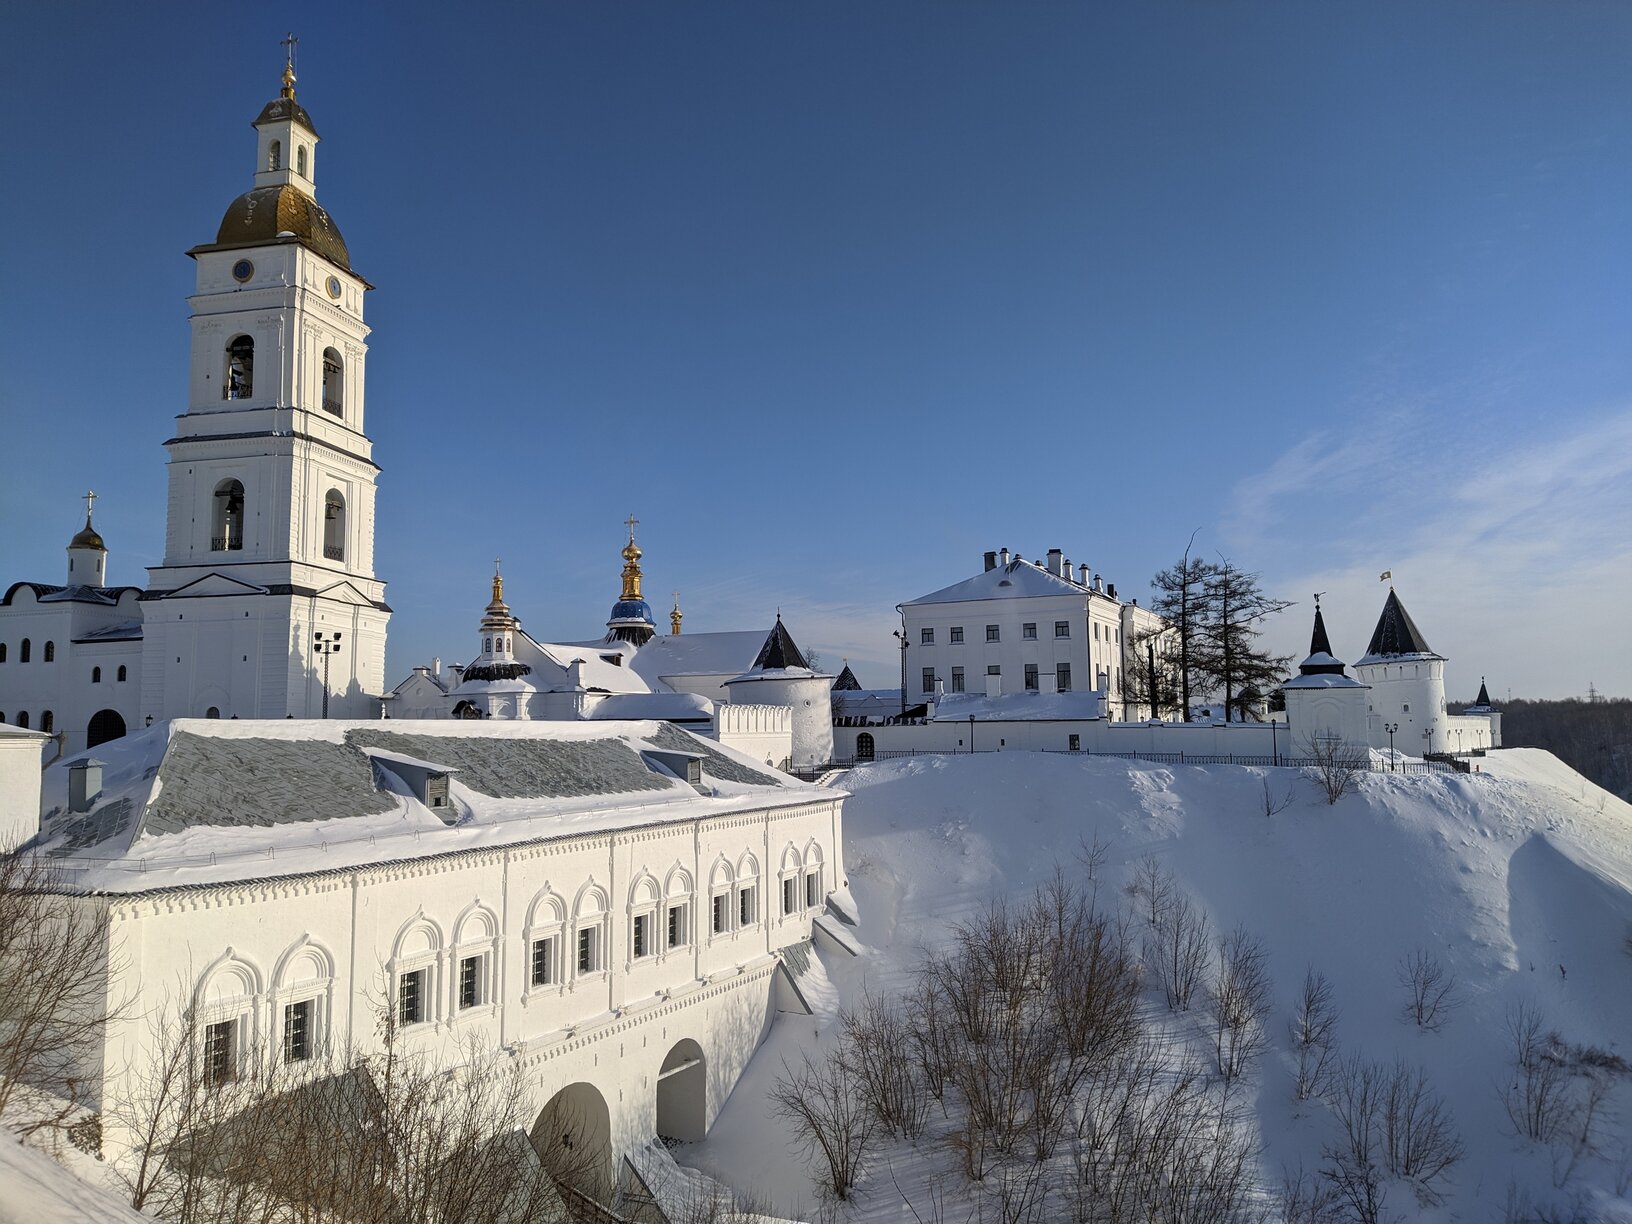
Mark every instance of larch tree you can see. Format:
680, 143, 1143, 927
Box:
1147, 536, 1217, 721
1199, 558, 1293, 722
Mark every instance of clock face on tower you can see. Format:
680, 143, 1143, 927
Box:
232, 259, 254, 283
326, 275, 342, 299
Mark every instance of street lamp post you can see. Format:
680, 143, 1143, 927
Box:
1270, 717, 1278, 767
313, 631, 344, 718
892, 629, 907, 718
1384, 722, 1398, 771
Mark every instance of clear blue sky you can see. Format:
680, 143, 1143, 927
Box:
3, 2, 1628, 699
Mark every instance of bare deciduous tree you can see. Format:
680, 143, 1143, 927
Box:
1397, 948, 1459, 1031
1323, 1055, 1463, 1211
770, 1044, 875, 1202
1261, 776, 1296, 818
1210, 925, 1273, 1082
1290, 967, 1339, 1102
841, 987, 928, 1140
1144, 889, 1211, 1012
1303, 734, 1367, 805
0, 849, 126, 1136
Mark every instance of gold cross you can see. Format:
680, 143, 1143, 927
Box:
624, 514, 639, 543
280, 31, 299, 69
83, 489, 97, 520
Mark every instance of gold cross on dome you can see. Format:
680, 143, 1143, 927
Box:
624, 514, 639, 542
280, 31, 299, 68
83, 489, 97, 519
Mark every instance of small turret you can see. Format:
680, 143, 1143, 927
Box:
463, 561, 532, 683
605, 515, 656, 646
66, 491, 107, 586
670, 591, 683, 636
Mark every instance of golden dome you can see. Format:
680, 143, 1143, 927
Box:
207, 184, 351, 271
69, 516, 105, 551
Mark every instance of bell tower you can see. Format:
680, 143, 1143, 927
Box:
140, 47, 390, 722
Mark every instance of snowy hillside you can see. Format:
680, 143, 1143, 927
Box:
686, 748, 1632, 1221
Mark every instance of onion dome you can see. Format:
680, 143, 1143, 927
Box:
606, 517, 656, 645
69, 513, 105, 553
211, 186, 350, 270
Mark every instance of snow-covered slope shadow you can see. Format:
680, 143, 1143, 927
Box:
1506, 832, 1632, 1048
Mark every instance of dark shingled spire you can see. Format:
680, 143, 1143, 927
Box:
1365, 588, 1435, 658
1310, 604, 1335, 658
832, 663, 862, 691
1299, 601, 1347, 676
751, 616, 809, 670
1476, 678, 1491, 706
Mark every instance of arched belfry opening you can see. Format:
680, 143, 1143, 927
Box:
224, 335, 254, 400
656, 1039, 707, 1144
323, 491, 346, 562
87, 708, 126, 749
322, 347, 344, 416
268, 140, 281, 171
531, 1082, 612, 1201
213, 480, 245, 551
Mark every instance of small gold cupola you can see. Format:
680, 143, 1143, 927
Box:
670, 591, 683, 636
67, 490, 108, 586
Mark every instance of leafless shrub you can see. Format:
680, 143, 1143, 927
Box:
0, 849, 127, 1136
1397, 949, 1459, 1031
1323, 1055, 1462, 1210
1144, 889, 1211, 1012
1502, 1002, 1572, 1144
841, 986, 929, 1140
1279, 1163, 1344, 1223
1303, 734, 1366, 805
112, 991, 568, 1223
770, 1044, 874, 1201
1319, 1150, 1385, 1224
1126, 854, 1174, 929
1209, 925, 1273, 1081
1290, 967, 1339, 1102
1261, 777, 1296, 817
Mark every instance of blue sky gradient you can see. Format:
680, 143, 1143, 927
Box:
3, 2, 1628, 698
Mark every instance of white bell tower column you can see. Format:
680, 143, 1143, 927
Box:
140, 52, 390, 723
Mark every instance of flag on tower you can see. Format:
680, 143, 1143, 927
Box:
1379, 570, 1392, 581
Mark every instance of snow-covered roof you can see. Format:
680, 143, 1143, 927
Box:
931, 690, 1107, 722
33, 718, 815, 892
903, 557, 1090, 606
1280, 672, 1369, 690
1357, 588, 1441, 663
587, 692, 714, 721
618, 630, 770, 686
526, 633, 650, 694
2, 581, 142, 607
70, 619, 144, 643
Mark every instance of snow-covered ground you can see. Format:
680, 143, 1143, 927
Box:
683, 747, 1632, 1221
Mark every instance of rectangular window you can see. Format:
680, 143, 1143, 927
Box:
1094, 623, 1100, 640
920, 627, 934, 645
531, 937, 555, 987
577, 926, 597, 973
1022, 623, 1037, 640
921, 667, 935, 693
1055, 621, 1070, 638
949, 626, 964, 644
633, 914, 650, 959
1057, 663, 1072, 692
668, 904, 685, 949
1068, 734, 1081, 751
986, 625, 1000, 643
951, 666, 964, 692
205, 1020, 235, 1085
459, 955, 481, 1009
399, 969, 426, 1026
712, 893, 728, 935
805, 870, 820, 908
987, 664, 1001, 677
1024, 664, 1039, 691
739, 885, 757, 926
783, 877, 796, 915
283, 1000, 312, 1063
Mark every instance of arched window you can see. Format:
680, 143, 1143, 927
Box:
214, 479, 245, 551
0, 644, 6, 663
224, 335, 254, 400
296, 145, 308, 177
19, 639, 29, 664
524, 892, 566, 993
855, 732, 875, 761
206, 706, 221, 719
483, 638, 492, 654
40, 711, 54, 734
391, 916, 444, 1029
117, 664, 127, 682
92, 667, 102, 683
323, 491, 346, 562
322, 347, 343, 416
268, 140, 282, 172
0, 714, 6, 724
43, 641, 54, 662
87, 708, 127, 748
573, 885, 609, 978
452, 905, 499, 1012
15, 712, 27, 729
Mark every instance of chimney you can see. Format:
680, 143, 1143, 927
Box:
69, 759, 105, 814
1093, 574, 1104, 593
413, 666, 430, 677
1079, 563, 1089, 586
1063, 557, 1072, 580
984, 550, 997, 572
568, 658, 586, 690
1047, 548, 1063, 576
1000, 547, 1010, 566
432, 656, 442, 677
1107, 583, 1117, 600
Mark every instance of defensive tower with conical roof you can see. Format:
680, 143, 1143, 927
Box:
724, 615, 835, 769
140, 45, 389, 721
1351, 587, 1447, 754
1277, 596, 1370, 750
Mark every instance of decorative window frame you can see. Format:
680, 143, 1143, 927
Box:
195, 949, 264, 1088
663, 865, 694, 957
522, 888, 566, 1003
736, 851, 761, 931
778, 845, 803, 921
388, 913, 444, 1031
570, 881, 611, 987
449, 902, 500, 1022
270, 936, 336, 1064
707, 856, 735, 943
627, 873, 661, 969
802, 841, 826, 912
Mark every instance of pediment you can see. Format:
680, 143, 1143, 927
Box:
313, 580, 376, 608
159, 572, 271, 599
